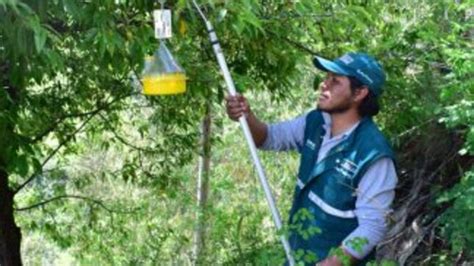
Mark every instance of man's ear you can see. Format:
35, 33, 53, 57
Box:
352, 86, 369, 103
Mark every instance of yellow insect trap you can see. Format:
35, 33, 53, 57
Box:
141, 7, 186, 96
142, 42, 186, 95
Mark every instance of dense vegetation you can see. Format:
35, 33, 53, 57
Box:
1, 0, 472, 265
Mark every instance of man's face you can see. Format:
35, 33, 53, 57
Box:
317, 72, 354, 114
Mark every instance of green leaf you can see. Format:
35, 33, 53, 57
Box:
63, 0, 81, 18
34, 26, 47, 52
16, 154, 29, 176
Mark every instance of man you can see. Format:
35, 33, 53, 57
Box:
225, 52, 397, 265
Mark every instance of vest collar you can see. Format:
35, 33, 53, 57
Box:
328, 116, 372, 154
321, 112, 365, 139
298, 116, 373, 191
321, 113, 372, 154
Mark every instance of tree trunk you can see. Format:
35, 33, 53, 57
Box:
192, 102, 212, 265
0, 168, 23, 266
0, 61, 23, 265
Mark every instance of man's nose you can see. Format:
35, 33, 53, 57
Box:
321, 80, 329, 91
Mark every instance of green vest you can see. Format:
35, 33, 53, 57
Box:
288, 110, 394, 265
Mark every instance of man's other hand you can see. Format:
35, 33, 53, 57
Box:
225, 94, 250, 121
317, 256, 343, 266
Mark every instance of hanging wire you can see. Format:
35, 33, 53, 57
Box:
159, 0, 166, 44
151, 0, 168, 43
192, 0, 207, 23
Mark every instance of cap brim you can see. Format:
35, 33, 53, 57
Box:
313, 56, 350, 76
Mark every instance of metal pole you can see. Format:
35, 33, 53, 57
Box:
191, 1, 295, 265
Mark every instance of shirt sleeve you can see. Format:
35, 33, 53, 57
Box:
259, 113, 307, 152
341, 157, 398, 259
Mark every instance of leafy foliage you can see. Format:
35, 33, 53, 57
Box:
0, 0, 472, 265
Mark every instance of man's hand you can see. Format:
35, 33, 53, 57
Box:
316, 248, 357, 266
225, 94, 251, 121
317, 256, 343, 266
224, 94, 268, 146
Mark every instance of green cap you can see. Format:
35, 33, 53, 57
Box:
313, 52, 386, 97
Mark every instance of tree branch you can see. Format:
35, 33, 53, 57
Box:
267, 30, 318, 56
31, 109, 103, 143
31, 93, 133, 143
98, 113, 158, 153
14, 94, 131, 194
14, 113, 96, 194
14, 194, 139, 214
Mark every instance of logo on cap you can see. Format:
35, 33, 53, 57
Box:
339, 55, 354, 65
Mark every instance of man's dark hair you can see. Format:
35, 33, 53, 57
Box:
349, 76, 380, 117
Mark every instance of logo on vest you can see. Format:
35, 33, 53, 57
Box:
305, 140, 316, 150
335, 158, 358, 179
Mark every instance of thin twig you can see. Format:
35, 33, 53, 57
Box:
31, 108, 107, 143
14, 194, 139, 214
31, 92, 132, 143
267, 30, 318, 55
98, 113, 158, 153
396, 118, 437, 139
